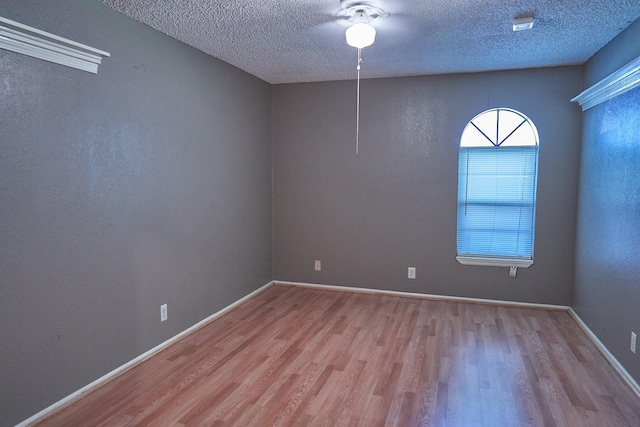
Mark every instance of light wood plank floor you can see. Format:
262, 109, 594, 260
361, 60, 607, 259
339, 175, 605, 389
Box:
34, 284, 640, 426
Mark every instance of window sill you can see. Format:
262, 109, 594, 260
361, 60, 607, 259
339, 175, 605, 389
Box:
456, 257, 533, 268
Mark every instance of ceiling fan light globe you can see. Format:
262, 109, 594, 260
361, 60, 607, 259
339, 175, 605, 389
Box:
345, 22, 376, 48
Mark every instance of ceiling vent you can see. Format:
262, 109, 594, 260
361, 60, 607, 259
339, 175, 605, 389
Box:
513, 17, 534, 32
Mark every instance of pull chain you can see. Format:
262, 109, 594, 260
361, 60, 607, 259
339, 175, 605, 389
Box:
356, 48, 362, 154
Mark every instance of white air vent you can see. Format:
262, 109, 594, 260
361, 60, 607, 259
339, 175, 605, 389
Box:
572, 55, 640, 111
512, 17, 534, 31
0, 16, 110, 73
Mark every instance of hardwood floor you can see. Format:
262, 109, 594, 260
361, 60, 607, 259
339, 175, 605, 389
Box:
34, 284, 640, 426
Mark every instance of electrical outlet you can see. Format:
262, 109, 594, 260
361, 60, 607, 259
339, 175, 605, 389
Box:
631, 332, 637, 354
314, 260, 321, 271
408, 267, 416, 279
161, 304, 168, 322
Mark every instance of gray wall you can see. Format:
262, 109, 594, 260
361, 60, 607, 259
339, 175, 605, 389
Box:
7, 0, 634, 423
273, 67, 582, 305
0, 1, 272, 425
573, 18, 640, 383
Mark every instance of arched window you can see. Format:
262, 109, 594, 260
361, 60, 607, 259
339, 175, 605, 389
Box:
456, 108, 539, 267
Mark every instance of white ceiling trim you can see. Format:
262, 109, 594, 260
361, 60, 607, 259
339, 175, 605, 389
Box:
0, 16, 110, 73
572, 55, 640, 110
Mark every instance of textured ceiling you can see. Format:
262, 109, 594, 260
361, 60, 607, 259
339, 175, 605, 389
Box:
100, 0, 640, 84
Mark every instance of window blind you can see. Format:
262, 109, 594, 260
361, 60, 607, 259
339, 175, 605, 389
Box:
457, 146, 538, 262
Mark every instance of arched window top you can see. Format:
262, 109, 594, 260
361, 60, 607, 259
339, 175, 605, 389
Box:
460, 108, 539, 148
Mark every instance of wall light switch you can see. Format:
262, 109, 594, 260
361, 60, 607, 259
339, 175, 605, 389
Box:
408, 267, 416, 279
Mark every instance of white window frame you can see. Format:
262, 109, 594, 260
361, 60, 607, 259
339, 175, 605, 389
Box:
456, 108, 539, 268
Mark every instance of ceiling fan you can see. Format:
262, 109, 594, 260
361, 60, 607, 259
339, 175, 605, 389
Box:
304, 1, 407, 153
338, 1, 389, 154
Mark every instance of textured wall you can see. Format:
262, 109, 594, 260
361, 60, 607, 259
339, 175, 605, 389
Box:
273, 67, 581, 305
0, 1, 272, 425
573, 18, 640, 383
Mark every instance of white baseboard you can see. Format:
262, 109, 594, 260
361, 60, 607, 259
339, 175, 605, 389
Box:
275, 280, 570, 311
568, 308, 640, 400
17, 281, 275, 427
19, 280, 639, 426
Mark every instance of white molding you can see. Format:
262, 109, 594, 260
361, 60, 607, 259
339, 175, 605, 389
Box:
0, 16, 110, 74
456, 256, 533, 268
568, 308, 640, 400
275, 280, 568, 311
16, 281, 275, 427
571, 55, 640, 111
